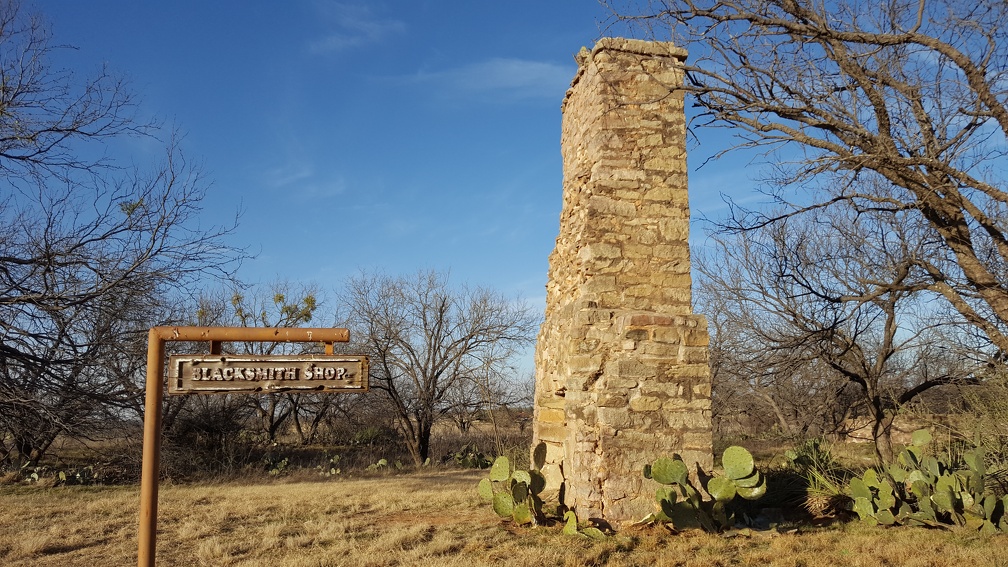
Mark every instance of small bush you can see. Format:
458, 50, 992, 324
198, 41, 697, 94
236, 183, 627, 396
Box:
785, 437, 852, 517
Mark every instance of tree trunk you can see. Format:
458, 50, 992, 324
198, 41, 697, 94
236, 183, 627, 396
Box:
870, 402, 895, 464
416, 419, 433, 466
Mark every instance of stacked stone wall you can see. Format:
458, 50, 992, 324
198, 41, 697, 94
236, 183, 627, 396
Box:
532, 38, 713, 524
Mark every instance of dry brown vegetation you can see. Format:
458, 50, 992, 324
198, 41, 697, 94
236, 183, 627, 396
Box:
2, 469, 1007, 567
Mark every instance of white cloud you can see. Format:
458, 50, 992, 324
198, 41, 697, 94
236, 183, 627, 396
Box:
263, 162, 314, 188
308, 2, 405, 54
408, 58, 574, 101
261, 159, 347, 200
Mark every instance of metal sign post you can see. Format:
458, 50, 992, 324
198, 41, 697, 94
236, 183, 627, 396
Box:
138, 327, 363, 567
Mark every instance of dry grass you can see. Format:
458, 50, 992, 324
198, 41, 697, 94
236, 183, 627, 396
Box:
2, 469, 1007, 566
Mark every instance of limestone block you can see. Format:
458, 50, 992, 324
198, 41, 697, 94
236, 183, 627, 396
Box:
670, 425, 713, 446
658, 219, 691, 241
622, 284, 662, 300
673, 345, 712, 364
603, 375, 639, 389
692, 381, 712, 398
580, 275, 618, 294
638, 133, 664, 147
597, 407, 632, 429
616, 359, 655, 378
538, 396, 566, 411
568, 354, 603, 375
542, 462, 564, 492
682, 431, 715, 451
597, 391, 628, 407
658, 288, 694, 305
629, 394, 663, 412
623, 243, 655, 258
662, 397, 712, 412
543, 441, 565, 463
638, 379, 682, 397
538, 407, 566, 424
577, 242, 622, 262
678, 450, 714, 471
594, 178, 642, 191
624, 328, 649, 342
592, 158, 640, 175
624, 313, 671, 327
655, 363, 710, 382
588, 195, 637, 217
536, 422, 568, 443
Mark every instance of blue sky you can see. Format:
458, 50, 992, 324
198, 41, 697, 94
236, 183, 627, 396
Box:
42, 1, 755, 313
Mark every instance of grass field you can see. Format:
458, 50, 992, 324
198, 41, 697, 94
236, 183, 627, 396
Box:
2, 469, 1007, 567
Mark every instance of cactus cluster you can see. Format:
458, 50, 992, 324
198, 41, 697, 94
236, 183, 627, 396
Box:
849, 429, 1008, 533
453, 444, 492, 469
477, 447, 548, 526
642, 446, 766, 531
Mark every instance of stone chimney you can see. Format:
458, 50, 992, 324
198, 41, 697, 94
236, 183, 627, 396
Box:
532, 38, 713, 524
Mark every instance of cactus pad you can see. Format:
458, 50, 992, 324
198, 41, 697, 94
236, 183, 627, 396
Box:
489, 456, 510, 482
512, 469, 532, 486
707, 476, 737, 502
512, 502, 532, 525
651, 456, 688, 485
721, 446, 755, 480
911, 429, 932, 446
478, 478, 493, 501
563, 511, 579, 536
848, 477, 871, 500
492, 492, 515, 518
734, 469, 762, 489
736, 476, 767, 500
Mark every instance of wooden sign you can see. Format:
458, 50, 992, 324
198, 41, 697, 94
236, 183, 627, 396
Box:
141, 327, 357, 567
168, 354, 368, 394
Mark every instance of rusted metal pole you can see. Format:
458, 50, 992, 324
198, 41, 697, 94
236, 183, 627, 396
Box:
137, 327, 350, 567
148, 326, 349, 345
138, 328, 166, 567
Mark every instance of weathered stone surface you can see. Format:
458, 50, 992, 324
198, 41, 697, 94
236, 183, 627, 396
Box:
532, 38, 713, 525
538, 407, 566, 424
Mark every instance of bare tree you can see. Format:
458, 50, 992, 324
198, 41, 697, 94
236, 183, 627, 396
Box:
0, 1, 153, 180
229, 281, 324, 443
163, 281, 335, 446
339, 270, 538, 465
0, 1, 242, 466
701, 277, 861, 439
605, 0, 1008, 352
696, 202, 979, 461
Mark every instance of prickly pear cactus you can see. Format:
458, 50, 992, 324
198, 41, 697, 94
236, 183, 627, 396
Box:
478, 446, 549, 526
722, 445, 767, 500
641, 446, 765, 532
847, 429, 1007, 532
562, 510, 607, 540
